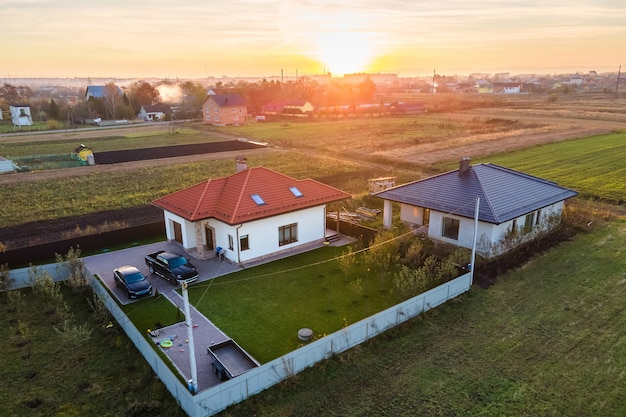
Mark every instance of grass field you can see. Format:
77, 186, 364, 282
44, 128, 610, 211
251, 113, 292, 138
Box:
0, 151, 373, 228
0, 124, 222, 157
0, 286, 187, 417
438, 131, 626, 204
217, 216, 626, 417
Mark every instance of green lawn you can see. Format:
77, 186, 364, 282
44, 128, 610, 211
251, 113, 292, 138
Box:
187, 245, 404, 363
217, 216, 626, 417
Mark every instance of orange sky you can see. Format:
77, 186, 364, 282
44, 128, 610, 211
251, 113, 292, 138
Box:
1, 1, 624, 79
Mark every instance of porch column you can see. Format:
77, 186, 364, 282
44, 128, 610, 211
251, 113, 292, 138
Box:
383, 199, 393, 230
194, 222, 206, 259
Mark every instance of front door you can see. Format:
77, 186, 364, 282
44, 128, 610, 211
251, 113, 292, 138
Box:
173, 221, 183, 243
204, 226, 214, 251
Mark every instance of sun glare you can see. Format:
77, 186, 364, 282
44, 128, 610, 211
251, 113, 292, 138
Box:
278, 2, 382, 76
314, 30, 373, 75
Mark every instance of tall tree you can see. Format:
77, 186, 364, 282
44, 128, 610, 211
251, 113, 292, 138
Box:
0, 83, 19, 103
128, 81, 161, 111
49, 99, 59, 119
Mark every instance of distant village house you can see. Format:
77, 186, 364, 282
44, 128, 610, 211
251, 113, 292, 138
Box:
138, 104, 171, 121
9, 104, 33, 127
202, 93, 247, 126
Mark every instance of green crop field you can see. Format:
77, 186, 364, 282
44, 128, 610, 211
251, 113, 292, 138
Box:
461, 131, 626, 204
0, 151, 377, 228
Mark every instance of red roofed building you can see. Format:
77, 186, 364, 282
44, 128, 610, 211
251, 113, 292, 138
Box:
261, 99, 314, 118
152, 160, 351, 264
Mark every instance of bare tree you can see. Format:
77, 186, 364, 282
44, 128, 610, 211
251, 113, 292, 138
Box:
103, 82, 122, 119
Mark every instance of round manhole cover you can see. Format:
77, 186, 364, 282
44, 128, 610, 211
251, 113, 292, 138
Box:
298, 328, 313, 341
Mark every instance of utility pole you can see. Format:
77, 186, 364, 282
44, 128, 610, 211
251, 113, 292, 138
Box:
615, 64, 621, 97
470, 197, 480, 286
181, 280, 198, 393
432, 68, 436, 95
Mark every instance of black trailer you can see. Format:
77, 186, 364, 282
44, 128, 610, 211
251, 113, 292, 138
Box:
207, 339, 260, 381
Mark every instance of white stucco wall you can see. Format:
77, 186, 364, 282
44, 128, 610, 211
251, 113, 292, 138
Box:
400, 203, 422, 225
229, 206, 326, 263
164, 205, 327, 264
400, 201, 565, 257
162, 211, 196, 250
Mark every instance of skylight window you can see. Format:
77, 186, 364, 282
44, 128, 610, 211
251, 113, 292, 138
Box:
289, 186, 303, 197
250, 194, 266, 205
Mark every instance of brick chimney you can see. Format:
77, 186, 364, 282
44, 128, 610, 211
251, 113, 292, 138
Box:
459, 157, 470, 176
235, 155, 248, 172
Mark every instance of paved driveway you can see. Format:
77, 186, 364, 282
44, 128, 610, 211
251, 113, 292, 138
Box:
83, 240, 246, 390
83, 241, 241, 305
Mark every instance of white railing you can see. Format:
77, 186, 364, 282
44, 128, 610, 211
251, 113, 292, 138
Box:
7, 264, 471, 417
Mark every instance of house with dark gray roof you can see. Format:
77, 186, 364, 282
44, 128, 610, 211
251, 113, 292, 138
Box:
201, 93, 247, 126
138, 104, 171, 121
374, 158, 578, 257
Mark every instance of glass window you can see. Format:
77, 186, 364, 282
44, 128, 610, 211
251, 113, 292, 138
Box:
442, 217, 460, 240
289, 186, 303, 197
228, 234, 234, 250
423, 208, 430, 226
251, 194, 266, 205
240, 235, 249, 251
279, 223, 298, 246
523, 213, 534, 234
535, 209, 542, 226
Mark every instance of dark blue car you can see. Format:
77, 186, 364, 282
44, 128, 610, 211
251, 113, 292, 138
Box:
114, 265, 153, 299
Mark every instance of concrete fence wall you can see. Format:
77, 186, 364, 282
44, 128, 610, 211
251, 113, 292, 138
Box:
7, 263, 69, 289
7, 264, 471, 417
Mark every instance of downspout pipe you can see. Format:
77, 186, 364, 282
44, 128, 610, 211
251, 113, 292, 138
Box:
235, 224, 243, 264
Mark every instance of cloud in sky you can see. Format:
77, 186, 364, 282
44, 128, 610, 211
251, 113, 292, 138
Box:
0, 0, 624, 78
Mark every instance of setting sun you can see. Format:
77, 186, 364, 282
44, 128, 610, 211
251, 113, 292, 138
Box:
278, 2, 383, 76
313, 30, 374, 75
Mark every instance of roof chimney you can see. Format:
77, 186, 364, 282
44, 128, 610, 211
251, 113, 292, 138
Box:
235, 155, 248, 172
459, 157, 470, 176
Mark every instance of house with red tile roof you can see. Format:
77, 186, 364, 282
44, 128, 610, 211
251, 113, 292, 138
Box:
152, 159, 351, 264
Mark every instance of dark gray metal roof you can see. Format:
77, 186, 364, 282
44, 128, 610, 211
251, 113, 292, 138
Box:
374, 163, 578, 224
209, 93, 247, 107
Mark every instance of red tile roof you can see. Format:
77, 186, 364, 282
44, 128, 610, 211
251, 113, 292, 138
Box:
153, 167, 351, 224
